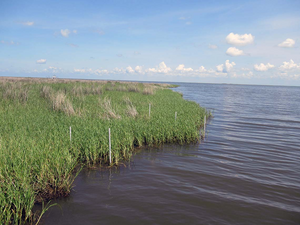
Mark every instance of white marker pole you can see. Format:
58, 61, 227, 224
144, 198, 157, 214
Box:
204, 115, 206, 137
149, 104, 151, 118
70, 126, 72, 143
109, 128, 112, 165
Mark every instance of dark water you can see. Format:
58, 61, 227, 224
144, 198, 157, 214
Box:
41, 83, 300, 225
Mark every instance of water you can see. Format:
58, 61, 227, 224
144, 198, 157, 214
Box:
41, 83, 300, 225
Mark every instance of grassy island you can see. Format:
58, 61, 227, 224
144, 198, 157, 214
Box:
0, 77, 209, 224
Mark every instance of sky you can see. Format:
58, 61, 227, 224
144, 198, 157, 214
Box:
0, 0, 300, 85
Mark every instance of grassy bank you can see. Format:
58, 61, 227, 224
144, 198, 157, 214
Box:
0, 77, 210, 224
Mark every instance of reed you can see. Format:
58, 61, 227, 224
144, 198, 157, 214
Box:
0, 77, 210, 224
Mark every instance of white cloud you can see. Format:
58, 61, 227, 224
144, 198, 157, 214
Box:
225, 60, 236, 72
134, 51, 141, 55
226, 33, 254, 46
278, 38, 295, 48
216, 64, 224, 72
94, 69, 108, 75
74, 68, 86, 73
126, 66, 134, 73
176, 64, 193, 72
186, 22, 192, 25
226, 47, 244, 56
36, 59, 46, 64
20, 21, 34, 26
231, 71, 253, 79
197, 66, 207, 72
135, 66, 143, 73
147, 62, 172, 74
113, 67, 125, 73
61, 29, 71, 37
279, 59, 300, 70
217, 60, 236, 73
208, 44, 218, 49
254, 63, 275, 71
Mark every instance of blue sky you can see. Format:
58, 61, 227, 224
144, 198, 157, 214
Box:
1, 0, 300, 85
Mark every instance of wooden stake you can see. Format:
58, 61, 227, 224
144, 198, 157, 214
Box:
70, 126, 72, 143
204, 115, 206, 137
149, 103, 151, 118
175, 112, 177, 122
109, 128, 111, 165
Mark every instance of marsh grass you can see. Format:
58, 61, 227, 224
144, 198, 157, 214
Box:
0, 77, 209, 224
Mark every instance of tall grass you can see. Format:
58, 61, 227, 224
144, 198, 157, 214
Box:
0, 77, 209, 224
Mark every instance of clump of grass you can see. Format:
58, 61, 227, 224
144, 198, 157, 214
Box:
41, 85, 53, 99
1, 83, 30, 103
41, 86, 75, 116
116, 85, 127, 92
127, 84, 140, 92
143, 86, 155, 95
100, 97, 121, 119
52, 92, 75, 116
124, 97, 138, 118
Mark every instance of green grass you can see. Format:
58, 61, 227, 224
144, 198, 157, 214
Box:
0, 78, 209, 224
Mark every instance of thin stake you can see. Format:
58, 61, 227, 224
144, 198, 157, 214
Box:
109, 128, 111, 165
69, 126, 72, 143
175, 112, 177, 122
149, 103, 151, 118
203, 115, 206, 137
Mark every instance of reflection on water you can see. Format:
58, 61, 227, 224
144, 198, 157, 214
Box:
41, 83, 300, 225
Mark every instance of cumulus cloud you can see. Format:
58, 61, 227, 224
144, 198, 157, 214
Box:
61, 29, 71, 37
36, 59, 46, 64
74, 68, 86, 73
176, 64, 193, 72
20, 21, 34, 26
113, 67, 125, 73
226, 47, 244, 56
216, 64, 224, 72
254, 63, 275, 71
135, 66, 143, 73
231, 71, 253, 79
147, 62, 172, 74
126, 66, 134, 73
279, 59, 300, 70
94, 69, 108, 75
208, 44, 218, 49
197, 66, 207, 72
225, 60, 236, 72
226, 33, 254, 46
278, 38, 295, 48
216, 60, 236, 73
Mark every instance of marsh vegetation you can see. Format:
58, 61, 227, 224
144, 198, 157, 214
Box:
0, 77, 209, 224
